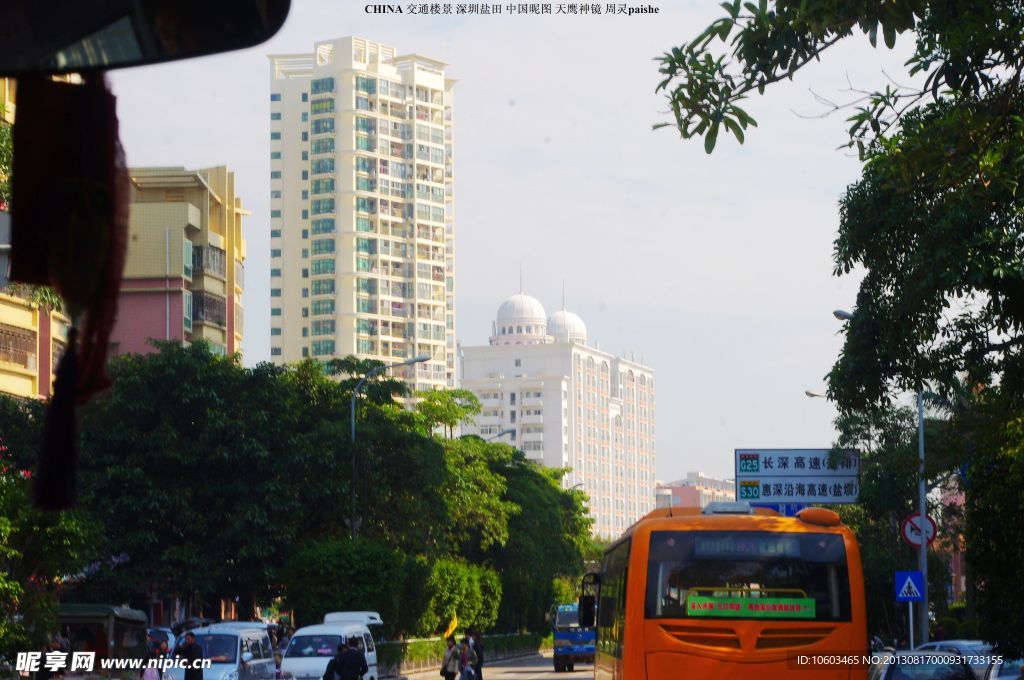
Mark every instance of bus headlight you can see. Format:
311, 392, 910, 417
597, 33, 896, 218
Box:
554, 639, 570, 647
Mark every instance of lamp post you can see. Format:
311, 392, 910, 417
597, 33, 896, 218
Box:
349, 354, 430, 540
834, 308, 928, 645
486, 427, 516, 442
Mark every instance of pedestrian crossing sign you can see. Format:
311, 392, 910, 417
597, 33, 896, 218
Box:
895, 570, 924, 602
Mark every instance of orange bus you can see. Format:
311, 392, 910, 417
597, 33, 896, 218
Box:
578, 501, 867, 679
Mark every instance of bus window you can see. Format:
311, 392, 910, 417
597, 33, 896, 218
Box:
644, 531, 852, 622
597, 538, 630, 660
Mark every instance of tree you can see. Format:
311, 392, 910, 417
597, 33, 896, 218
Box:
667, 1, 1024, 654
415, 389, 481, 438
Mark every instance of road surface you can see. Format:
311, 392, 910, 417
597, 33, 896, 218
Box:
404, 654, 593, 680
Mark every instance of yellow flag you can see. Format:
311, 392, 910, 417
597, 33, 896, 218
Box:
443, 614, 458, 639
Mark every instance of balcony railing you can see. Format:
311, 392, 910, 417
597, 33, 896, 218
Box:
0, 322, 38, 370
193, 245, 227, 278
192, 291, 227, 327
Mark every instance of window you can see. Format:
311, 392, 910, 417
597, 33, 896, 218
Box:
356, 238, 376, 254
356, 197, 375, 213
312, 218, 335, 235
356, 136, 375, 152
312, 339, 335, 356
312, 138, 335, 154
312, 299, 335, 315
597, 538, 631, 660
311, 198, 335, 215
302, 347, 309, 357
302, 307, 309, 317
312, 118, 334, 134
271, 229, 281, 238
271, 190, 281, 198
302, 288, 308, 298
302, 209, 309, 219
311, 99, 334, 114
271, 171, 281, 179
271, 289, 281, 297
270, 132, 281, 140
356, 217, 372, 232
311, 178, 335, 194
356, 256, 372, 272
302, 92, 308, 102
302, 151, 308, 160
271, 308, 281, 316
271, 249, 282, 258
301, 229, 309, 239
311, 158, 335, 175
312, 239, 335, 255
311, 279, 335, 295
355, 116, 375, 133
270, 210, 281, 218
302, 190, 308, 200
271, 347, 282, 356
270, 93, 281, 101
355, 76, 376, 94
644, 532, 851, 622
302, 170, 308, 180
302, 268, 309, 278
301, 112, 308, 122
356, 176, 375, 192
270, 151, 281, 159
311, 77, 335, 94
311, 319, 336, 336
515, 358, 521, 367
356, 156, 373, 173
270, 112, 281, 120
356, 278, 377, 294
311, 259, 335, 275
302, 131, 308, 141
271, 268, 281, 277
271, 328, 281, 336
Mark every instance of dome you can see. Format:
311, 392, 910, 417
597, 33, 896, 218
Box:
548, 309, 587, 343
496, 293, 547, 324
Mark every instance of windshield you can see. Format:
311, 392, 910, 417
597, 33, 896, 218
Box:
180, 635, 237, 665
285, 635, 342, 658
555, 609, 579, 630
644, 531, 852, 622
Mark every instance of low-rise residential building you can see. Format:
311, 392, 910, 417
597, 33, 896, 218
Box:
110, 166, 248, 358
656, 472, 735, 508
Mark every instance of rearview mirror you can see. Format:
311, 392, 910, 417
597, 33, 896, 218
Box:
0, 0, 290, 76
578, 595, 596, 629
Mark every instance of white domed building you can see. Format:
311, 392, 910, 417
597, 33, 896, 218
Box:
461, 293, 657, 538
490, 293, 552, 346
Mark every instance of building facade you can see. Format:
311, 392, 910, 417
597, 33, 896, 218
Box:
268, 37, 456, 390
461, 293, 656, 538
109, 166, 247, 358
656, 472, 735, 509
1, 78, 71, 399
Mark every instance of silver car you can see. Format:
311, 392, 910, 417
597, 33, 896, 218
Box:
916, 640, 994, 680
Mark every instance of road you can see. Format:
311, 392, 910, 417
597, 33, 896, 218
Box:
404, 654, 593, 680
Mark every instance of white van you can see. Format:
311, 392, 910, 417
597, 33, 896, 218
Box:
169, 623, 274, 680
281, 624, 377, 680
321, 612, 383, 641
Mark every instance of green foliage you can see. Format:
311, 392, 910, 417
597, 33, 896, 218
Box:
375, 633, 549, 673
441, 437, 517, 557
282, 538, 404, 632
0, 433, 95, 658
415, 389, 481, 438
0, 107, 10, 205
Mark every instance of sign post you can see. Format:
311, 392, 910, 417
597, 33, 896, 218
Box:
895, 570, 925, 649
734, 449, 860, 505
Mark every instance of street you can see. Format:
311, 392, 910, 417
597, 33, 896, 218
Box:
405, 655, 593, 680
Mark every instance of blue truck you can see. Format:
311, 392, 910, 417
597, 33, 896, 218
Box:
551, 603, 595, 672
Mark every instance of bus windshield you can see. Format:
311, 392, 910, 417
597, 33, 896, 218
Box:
644, 531, 851, 622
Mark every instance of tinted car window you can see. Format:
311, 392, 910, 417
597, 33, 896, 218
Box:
362, 633, 374, 653
286, 635, 342, 658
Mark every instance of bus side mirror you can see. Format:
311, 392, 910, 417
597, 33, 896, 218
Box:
578, 595, 596, 628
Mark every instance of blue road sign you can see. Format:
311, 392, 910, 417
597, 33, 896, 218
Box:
751, 503, 808, 517
895, 570, 925, 602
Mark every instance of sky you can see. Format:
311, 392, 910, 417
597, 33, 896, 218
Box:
108, 1, 917, 482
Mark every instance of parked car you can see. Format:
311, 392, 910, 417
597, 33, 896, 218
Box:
985, 658, 1022, 679
148, 626, 177, 654
281, 623, 377, 680
869, 650, 976, 680
167, 623, 275, 680
917, 640, 994, 679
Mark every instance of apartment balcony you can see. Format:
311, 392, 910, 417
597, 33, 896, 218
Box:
193, 245, 227, 279
0, 321, 37, 371
192, 291, 227, 328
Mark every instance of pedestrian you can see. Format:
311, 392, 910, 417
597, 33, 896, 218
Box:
279, 628, 292, 652
273, 651, 291, 680
458, 638, 477, 680
441, 636, 459, 680
471, 631, 483, 680
142, 645, 161, 680
322, 638, 367, 680
176, 631, 204, 680
36, 638, 64, 680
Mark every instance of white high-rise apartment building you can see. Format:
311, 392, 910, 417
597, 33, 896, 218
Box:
268, 37, 456, 388
460, 293, 657, 538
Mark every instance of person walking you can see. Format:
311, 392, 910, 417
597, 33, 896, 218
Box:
458, 638, 477, 680
440, 637, 459, 680
322, 638, 367, 680
470, 632, 483, 680
176, 632, 204, 680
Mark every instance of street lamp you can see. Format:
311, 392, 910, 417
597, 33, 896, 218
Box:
486, 427, 516, 442
834, 308, 929, 645
349, 354, 430, 539
805, 390, 826, 399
